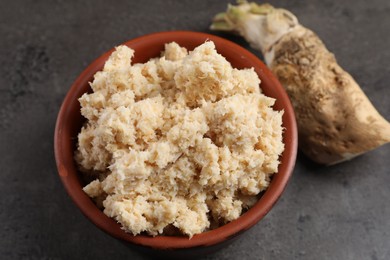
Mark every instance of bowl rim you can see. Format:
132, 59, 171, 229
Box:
54, 30, 297, 250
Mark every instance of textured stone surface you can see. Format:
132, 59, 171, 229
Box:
0, 0, 389, 259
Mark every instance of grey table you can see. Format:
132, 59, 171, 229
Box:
1, 0, 389, 259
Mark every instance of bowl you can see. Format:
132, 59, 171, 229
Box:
54, 31, 297, 258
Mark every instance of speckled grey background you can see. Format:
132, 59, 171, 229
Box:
0, 0, 389, 259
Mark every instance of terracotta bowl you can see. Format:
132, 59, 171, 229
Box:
54, 31, 297, 258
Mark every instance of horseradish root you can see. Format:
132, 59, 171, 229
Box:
211, 1, 390, 165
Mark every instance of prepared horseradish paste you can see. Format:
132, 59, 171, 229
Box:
75, 41, 284, 237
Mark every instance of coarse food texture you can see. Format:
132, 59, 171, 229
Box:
75, 41, 284, 237
211, 1, 390, 165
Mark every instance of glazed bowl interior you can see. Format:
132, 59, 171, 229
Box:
54, 31, 297, 250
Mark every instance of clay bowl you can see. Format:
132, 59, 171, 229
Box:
54, 31, 297, 258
